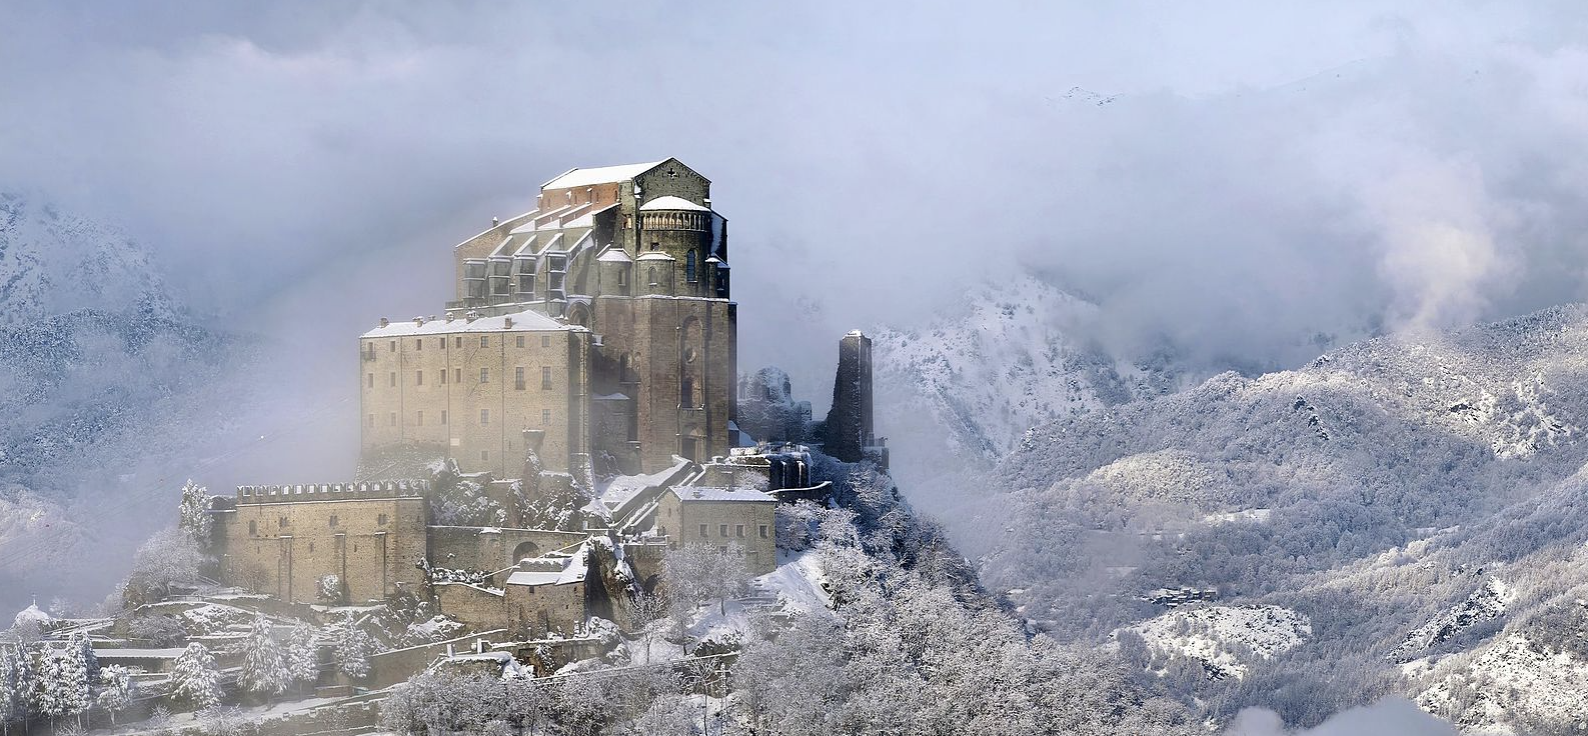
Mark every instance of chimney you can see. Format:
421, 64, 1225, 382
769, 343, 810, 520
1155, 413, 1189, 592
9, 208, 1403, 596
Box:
378, 317, 389, 328
491, 216, 500, 227
413, 316, 424, 327
504, 316, 514, 329
465, 310, 480, 323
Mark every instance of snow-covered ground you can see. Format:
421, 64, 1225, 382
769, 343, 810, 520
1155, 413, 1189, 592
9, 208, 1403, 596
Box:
1118, 605, 1311, 680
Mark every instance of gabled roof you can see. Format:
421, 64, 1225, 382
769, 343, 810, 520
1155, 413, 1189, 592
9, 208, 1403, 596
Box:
596, 247, 632, 263
542, 161, 665, 190
667, 486, 776, 503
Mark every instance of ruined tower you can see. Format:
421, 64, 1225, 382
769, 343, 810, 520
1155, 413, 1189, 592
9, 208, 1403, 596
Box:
819, 330, 881, 464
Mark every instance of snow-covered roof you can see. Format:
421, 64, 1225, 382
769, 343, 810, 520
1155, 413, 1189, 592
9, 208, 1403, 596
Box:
667, 486, 776, 503
639, 195, 709, 212
13, 603, 49, 627
94, 648, 187, 659
542, 161, 665, 190
636, 251, 676, 262
505, 545, 588, 587
362, 310, 573, 338
596, 247, 632, 263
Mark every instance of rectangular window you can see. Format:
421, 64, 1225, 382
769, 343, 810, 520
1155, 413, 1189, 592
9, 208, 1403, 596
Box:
388, 412, 396, 426
736, 524, 744, 538
455, 336, 462, 349
248, 520, 257, 536
719, 524, 729, 537
759, 524, 769, 539
542, 335, 551, 348
329, 515, 339, 528
480, 367, 489, 384
699, 524, 708, 538
516, 335, 526, 349
416, 370, 424, 386
541, 409, 550, 424
481, 449, 490, 462
441, 410, 448, 425
542, 366, 553, 390
479, 409, 489, 425
480, 335, 489, 348
389, 372, 396, 387
377, 513, 388, 526
441, 369, 448, 385
278, 516, 288, 528
367, 413, 375, 428
440, 337, 447, 349
515, 367, 526, 390
415, 339, 423, 351
389, 340, 396, 352
417, 410, 424, 426
367, 373, 373, 388
455, 368, 462, 384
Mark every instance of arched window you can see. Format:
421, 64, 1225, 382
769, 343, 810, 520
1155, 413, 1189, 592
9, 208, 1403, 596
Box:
685, 250, 698, 283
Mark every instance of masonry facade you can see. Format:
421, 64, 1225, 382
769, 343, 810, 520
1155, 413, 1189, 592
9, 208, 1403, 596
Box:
364, 158, 738, 478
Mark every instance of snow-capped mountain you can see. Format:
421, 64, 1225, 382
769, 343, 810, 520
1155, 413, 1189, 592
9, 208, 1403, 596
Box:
976, 304, 1588, 732
0, 194, 247, 612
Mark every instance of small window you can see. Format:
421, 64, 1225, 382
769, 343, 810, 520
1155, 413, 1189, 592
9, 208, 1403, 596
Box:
278, 516, 288, 528
617, 268, 628, 288
329, 515, 339, 528
441, 410, 448, 425
515, 367, 526, 390
650, 241, 659, 251
480, 367, 489, 384
541, 409, 550, 424
440, 337, 447, 349
542, 366, 553, 390
516, 335, 526, 348
480, 335, 489, 348
481, 449, 490, 462
388, 412, 396, 426
454, 368, 462, 384
416, 410, 424, 426
389, 372, 397, 387
455, 336, 462, 349
366, 373, 373, 388
367, 413, 375, 428
686, 250, 698, 283
441, 369, 448, 385
719, 524, 729, 537
416, 370, 424, 386
480, 409, 490, 425
389, 340, 396, 352
378, 513, 388, 526
759, 525, 768, 539
309, 542, 315, 552
736, 524, 744, 538
698, 524, 708, 538
415, 339, 423, 351
248, 520, 257, 536
658, 525, 667, 536
542, 335, 551, 348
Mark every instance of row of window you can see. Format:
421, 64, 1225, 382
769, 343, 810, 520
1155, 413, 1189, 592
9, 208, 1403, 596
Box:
367, 408, 555, 428
367, 366, 556, 390
246, 512, 390, 536
369, 334, 555, 355
697, 523, 768, 539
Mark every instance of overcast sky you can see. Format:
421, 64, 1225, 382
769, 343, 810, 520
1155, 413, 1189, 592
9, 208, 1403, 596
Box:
4, 0, 1588, 395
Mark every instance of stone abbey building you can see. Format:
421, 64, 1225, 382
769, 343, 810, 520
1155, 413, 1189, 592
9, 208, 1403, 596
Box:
360, 159, 735, 479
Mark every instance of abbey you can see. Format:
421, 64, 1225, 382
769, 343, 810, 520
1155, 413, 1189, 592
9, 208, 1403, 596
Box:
360, 159, 735, 479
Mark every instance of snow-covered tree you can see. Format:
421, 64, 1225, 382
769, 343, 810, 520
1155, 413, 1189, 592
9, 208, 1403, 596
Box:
335, 616, 375, 680
287, 626, 320, 692
94, 665, 134, 726
169, 643, 222, 710
238, 614, 289, 699
71, 633, 98, 686
0, 645, 25, 735
123, 527, 204, 605
33, 646, 89, 728
178, 479, 213, 549
663, 543, 751, 617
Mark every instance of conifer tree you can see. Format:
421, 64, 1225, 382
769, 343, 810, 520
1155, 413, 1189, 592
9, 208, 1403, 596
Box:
95, 665, 134, 726
71, 633, 99, 686
170, 642, 222, 710
34, 646, 88, 728
287, 625, 320, 693
0, 645, 20, 736
335, 617, 374, 680
239, 614, 290, 700
178, 479, 213, 549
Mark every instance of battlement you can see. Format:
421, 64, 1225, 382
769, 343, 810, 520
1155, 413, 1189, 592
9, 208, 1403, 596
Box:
234, 480, 431, 504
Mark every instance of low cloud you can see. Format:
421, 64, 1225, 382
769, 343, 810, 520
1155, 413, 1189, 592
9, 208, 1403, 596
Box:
1226, 699, 1457, 736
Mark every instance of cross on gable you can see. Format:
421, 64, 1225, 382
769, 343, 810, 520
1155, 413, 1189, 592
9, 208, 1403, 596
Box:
663, 168, 679, 179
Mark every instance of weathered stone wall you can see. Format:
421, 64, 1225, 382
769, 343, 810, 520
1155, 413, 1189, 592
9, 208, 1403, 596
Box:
656, 493, 776, 575
217, 485, 429, 604
433, 582, 508, 632
427, 526, 588, 572
505, 580, 587, 639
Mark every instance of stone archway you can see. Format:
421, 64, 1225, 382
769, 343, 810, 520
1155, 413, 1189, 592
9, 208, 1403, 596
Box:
511, 541, 541, 564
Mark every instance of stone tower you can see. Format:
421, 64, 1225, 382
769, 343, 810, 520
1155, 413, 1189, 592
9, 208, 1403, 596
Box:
820, 330, 876, 463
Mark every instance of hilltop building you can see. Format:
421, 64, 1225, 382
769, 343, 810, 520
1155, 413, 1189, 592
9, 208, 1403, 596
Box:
361, 159, 735, 478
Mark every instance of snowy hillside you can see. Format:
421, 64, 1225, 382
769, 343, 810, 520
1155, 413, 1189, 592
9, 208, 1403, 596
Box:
0, 194, 251, 612
977, 304, 1588, 732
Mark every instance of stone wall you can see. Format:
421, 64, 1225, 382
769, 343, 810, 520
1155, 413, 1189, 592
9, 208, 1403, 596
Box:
427, 526, 588, 573
656, 492, 776, 575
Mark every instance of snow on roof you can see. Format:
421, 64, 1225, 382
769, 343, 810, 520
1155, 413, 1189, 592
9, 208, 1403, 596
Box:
362, 310, 572, 338
639, 195, 709, 212
596, 247, 632, 263
636, 251, 676, 261
505, 544, 589, 587
668, 486, 776, 503
542, 161, 665, 190
13, 603, 49, 626
94, 648, 187, 659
